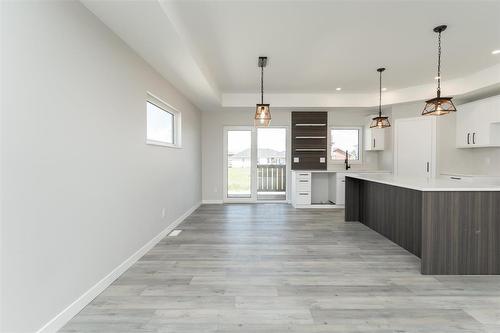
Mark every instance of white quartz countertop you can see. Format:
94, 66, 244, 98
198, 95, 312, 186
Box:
346, 173, 500, 191
292, 170, 391, 174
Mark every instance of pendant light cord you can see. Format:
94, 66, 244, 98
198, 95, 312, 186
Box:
261, 65, 264, 104
379, 70, 382, 116
437, 30, 442, 97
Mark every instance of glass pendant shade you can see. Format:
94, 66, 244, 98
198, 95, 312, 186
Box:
422, 95, 457, 116
254, 56, 271, 127
254, 104, 271, 127
370, 115, 391, 128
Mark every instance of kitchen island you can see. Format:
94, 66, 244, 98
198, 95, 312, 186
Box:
345, 174, 500, 275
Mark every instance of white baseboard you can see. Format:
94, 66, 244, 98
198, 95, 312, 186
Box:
201, 200, 290, 205
37, 202, 201, 333
202, 199, 223, 204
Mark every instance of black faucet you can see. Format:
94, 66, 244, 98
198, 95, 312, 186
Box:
344, 150, 351, 170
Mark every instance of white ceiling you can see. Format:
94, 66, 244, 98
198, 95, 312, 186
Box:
83, 0, 500, 110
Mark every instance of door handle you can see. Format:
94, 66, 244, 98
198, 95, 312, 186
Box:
467, 133, 470, 145
472, 132, 476, 144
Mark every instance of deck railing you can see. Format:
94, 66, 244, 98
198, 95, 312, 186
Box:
257, 164, 286, 192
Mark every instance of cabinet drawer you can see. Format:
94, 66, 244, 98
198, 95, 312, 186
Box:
296, 192, 311, 205
296, 172, 311, 180
296, 179, 311, 192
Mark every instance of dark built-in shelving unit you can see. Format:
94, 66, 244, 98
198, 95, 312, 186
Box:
291, 112, 328, 170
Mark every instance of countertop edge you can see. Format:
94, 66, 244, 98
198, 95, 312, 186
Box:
345, 174, 500, 192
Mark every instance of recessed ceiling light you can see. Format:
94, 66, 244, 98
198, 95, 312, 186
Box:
382, 87, 387, 91
492, 49, 500, 55
336, 87, 342, 91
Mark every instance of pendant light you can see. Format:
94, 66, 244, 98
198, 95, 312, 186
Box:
370, 68, 390, 128
254, 56, 271, 127
422, 25, 457, 116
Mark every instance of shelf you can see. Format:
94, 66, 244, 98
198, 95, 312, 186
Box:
295, 148, 326, 152
295, 136, 326, 139
295, 124, 326, 127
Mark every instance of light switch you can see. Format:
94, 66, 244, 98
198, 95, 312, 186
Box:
320, 157, 326, 163
293, 157, 299, 163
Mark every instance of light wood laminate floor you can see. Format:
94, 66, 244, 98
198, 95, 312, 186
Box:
61, 204, 500, 333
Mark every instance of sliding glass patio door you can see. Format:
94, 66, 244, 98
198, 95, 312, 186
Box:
223, 126, 288, 203
257, 127, 287, 201
223, 127, 257, 202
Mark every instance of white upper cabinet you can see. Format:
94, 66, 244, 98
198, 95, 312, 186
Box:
456, 95, 500, 148
364, 115, 386, 151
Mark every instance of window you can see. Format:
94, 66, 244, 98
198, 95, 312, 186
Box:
330, 127, 361, 163
146, 93, 181, 147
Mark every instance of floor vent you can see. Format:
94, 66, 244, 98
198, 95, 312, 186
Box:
168, 229, 182, 237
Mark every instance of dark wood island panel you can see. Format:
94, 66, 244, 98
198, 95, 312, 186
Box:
346, 176, 500, 275
422, 191, 500, 275
345, 177, 421, 257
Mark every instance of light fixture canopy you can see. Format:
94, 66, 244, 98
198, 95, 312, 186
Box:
422, 25, 457, 116
370, 68, 391, 128
254, 56, 271, 127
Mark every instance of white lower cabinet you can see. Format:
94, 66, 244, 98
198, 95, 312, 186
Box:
291, 171, 391, 208
335, 173, 347, 205
291, 172, 311, 207
295, 191, 311, 205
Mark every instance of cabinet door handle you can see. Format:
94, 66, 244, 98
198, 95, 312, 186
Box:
299, 180, 309, 183
373, 138, 376, 148
473, 132, 476, 144
426, 162, 430, 173
467, 133, 470, 145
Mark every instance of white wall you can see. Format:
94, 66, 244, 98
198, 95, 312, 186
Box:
380, 98, 500, 176
202, 108, 381, 202
1, 2, 201, 332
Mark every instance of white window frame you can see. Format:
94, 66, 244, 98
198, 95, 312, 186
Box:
146, 92, 182, 148
329, 126, 363, 164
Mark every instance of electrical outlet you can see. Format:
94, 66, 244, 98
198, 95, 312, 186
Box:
161, 208, 166, 218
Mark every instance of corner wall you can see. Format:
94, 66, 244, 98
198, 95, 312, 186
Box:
1, 2, 201, 332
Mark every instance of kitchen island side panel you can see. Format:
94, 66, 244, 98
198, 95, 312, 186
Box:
422, 191, 500, 275
345, 177, 422, 257
345, 176, 361, 221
